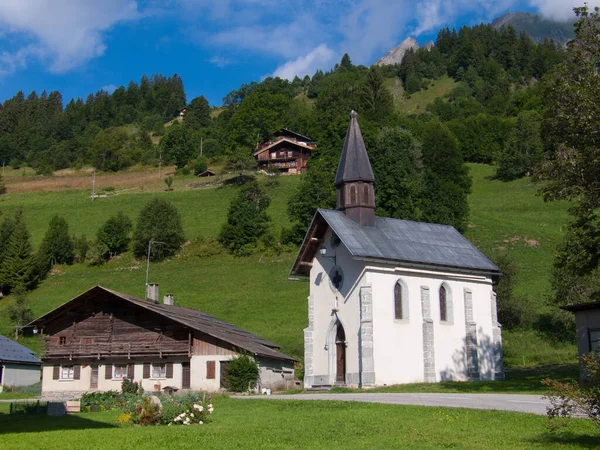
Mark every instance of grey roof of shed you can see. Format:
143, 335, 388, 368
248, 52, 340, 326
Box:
334, 111, 375, 187
28, 286, 296, 363
0, 335, 41, 365
561, 301, 600, 312
292, 209, 500, 276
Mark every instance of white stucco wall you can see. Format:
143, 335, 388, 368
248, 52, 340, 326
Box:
306, 227, 500, 387
1, 364, 40, 388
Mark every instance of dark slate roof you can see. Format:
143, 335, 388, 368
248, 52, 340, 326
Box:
334, 111, 375, 187
28, 286, 296, 363
291, 209, 500, 276
561, 301, 600, 312
0, 335, 41, 365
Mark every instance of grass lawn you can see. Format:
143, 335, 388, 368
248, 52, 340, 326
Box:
388, 75, 458, 115
0, 397, 598, 449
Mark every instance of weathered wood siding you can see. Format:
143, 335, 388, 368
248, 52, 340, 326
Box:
42, 297, 190, 359
192, 331, 236, 356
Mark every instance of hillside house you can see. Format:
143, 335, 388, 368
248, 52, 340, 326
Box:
291, 111, 504, 388
27, 286, 296, 397
254, 128, 316, 175
0, 335, 41, 392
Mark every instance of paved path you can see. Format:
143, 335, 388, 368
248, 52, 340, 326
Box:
235, 393, 551, 415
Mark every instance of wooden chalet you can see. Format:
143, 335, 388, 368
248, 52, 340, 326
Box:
27, 286, 296, 397
254, 128, 316, 175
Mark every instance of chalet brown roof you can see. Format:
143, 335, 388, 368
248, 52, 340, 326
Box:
334, 110, 375, 187
253, 137, 316, 156
27, 286, 296, 362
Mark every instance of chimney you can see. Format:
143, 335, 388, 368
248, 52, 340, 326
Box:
163, 294, 174, 306
146, 283, 159, 303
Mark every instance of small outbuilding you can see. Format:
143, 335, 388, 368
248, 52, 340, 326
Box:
561, 301, 600, 377
198, 169, 216, 177
0, 335, 41, 392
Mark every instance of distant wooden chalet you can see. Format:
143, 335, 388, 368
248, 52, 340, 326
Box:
27, 286, 296, 397
254, 128, 316, 175
198, 168, 216, 177
0, 335, 41, 391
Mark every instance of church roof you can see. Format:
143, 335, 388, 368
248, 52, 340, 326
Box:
290, 209, 501, 277
334, 111, 375, 187
0, 335, 41, 365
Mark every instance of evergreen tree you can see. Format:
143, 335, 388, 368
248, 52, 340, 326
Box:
218, 181, 271, 255
0, 210, 37, 292
97, 211, 133, 256
184, 95, 211, 130
38, 214, 75, 268
133, 198, 185, 261
7, 285, 33, 333
360, 66, 393, 120
496, 110, 543, 180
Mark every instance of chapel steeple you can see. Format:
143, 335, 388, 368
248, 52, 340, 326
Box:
334, 111, 376, 227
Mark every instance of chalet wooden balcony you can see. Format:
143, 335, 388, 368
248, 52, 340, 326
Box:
42, 340, 190, 359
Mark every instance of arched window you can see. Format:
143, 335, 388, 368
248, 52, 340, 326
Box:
439, 285, 447, 322
363, 185, 369, 204
350, 185, 357, 204
394, 280, 409, 321
394, 282, 403, 319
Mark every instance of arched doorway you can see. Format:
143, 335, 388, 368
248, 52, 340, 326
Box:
335, 323, 346, 383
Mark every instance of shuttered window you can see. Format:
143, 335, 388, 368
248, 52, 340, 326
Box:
73, 365, 81, 380
182, 362, 191, 389
166, 362, 173, 379
143, 363, 151, 379
127, 364, 135, 379
105, 364, 112, 380
206, 361, 216, 379
53, 365, 60, 380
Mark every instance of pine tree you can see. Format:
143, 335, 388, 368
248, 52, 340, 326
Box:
133, 198, 185, 261
97, 211, 133, 256
0, 210, 37, 292
38, 214, 75, 268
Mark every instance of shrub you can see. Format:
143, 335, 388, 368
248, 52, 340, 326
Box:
224, 354, 259, 392
9, 158, 20, 170
73, 235, 89, 263
132, 396, 161, 426
161, 394, 214, 425
192, 157, 208, 176
86, 241, 109, 266
164, 175, 174, 191
0, 174, 6, 195
38, 214, 75, 268
81, 391, 119, 412
121, 378, 140, 395
97, 211, 132, 257
133, 198, 185, 261
544, 351, 600, 426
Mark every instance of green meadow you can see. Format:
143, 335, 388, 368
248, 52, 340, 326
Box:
0, 164, 576, 368
0, 398, 598, 449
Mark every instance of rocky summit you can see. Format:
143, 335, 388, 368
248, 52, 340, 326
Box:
374, 37, 419, 66
491, 11, 574, 45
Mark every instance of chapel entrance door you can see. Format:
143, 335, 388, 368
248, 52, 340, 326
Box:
335, 323, 346, 383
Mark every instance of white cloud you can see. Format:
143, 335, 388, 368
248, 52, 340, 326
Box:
0, 0, 141, 75
529, 0, 600, 22
271, 44, 335, 80
208, 56, 231, 67
101, 84, 118, 94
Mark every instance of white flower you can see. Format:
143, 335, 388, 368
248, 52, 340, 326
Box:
197, 406, 203, 412
190, 413, 194, 418
207, 404, 213, 409
208, 407, 214, 414
199, 421, 203, 425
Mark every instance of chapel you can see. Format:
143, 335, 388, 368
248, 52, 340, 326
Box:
290, 111, 504, 388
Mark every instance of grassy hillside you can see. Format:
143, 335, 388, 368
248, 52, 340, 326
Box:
0, 165, 577, 367
386, 75, 458, 115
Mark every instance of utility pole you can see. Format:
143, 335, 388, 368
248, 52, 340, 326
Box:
145, 239, 165, 293
91, 168, 96, 202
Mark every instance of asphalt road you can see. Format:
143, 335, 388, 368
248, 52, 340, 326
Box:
235, 393, 551, 415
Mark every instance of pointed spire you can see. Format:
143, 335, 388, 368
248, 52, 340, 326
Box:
334, 111, 376, 227
334, 111, 375, 187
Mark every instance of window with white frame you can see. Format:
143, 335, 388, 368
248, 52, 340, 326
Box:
61, 365, 74, 380
152, 363, 167, 378
113, 364, 127, 379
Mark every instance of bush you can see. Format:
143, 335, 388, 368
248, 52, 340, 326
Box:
73, 235, 89, 263
133, 198, 185, 261
97, 211, 133, 257
81, 391, 120, 412
224, 354, 259, 392
0, 174, 6, 195
132, 396, 161, 426
86, 241, 109, 266
160, 393, 214, 425
192, 157, 208, 176
9, 158, 20, 170
38, 215, 75, 268
544, 351, 600, 426
121, 378, 140, 395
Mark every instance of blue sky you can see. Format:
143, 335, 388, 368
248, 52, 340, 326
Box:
0, 0, 592, 107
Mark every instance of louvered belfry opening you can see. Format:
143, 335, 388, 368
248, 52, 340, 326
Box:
334, 111, 376, 227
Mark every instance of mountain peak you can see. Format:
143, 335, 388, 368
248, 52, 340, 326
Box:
491, 11, 574, 44
374, 37, 420, 66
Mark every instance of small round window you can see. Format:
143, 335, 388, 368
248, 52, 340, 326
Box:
329, 265, 344, 292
